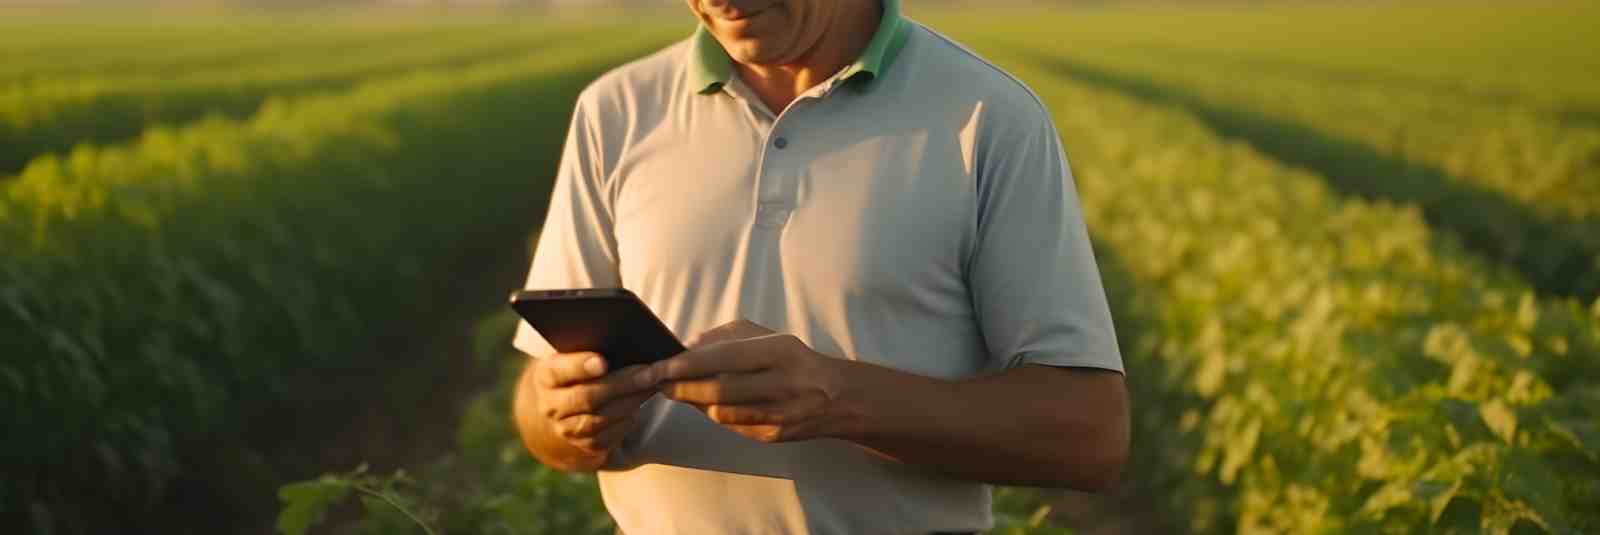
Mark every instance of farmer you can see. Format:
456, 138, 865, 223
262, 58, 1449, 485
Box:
511, 0, 1129, 532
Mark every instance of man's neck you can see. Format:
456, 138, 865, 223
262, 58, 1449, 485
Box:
735, 0, 882, 115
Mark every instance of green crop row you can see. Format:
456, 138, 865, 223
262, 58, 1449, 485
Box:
922, 1, 1600, 118
0, 21, 462, 85
0, 22, 590, 175
991, 43, 1600, 300
1017, 38, 1600, 221
0, 26, 682, 534
982, 52, 1600, 534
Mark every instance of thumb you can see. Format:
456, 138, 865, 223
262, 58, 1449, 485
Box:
537, 351, 608, 387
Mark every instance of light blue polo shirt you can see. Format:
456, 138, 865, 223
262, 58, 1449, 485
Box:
515, 2, 1123, 532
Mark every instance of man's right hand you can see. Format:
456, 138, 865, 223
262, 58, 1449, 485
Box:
514, 352, 658, 470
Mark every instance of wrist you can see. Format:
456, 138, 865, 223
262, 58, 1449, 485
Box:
819, 357, 949, 442
818, 357, 869, 440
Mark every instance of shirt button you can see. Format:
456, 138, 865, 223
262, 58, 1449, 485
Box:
773, 137, 789, 149
756, 202, 791, 227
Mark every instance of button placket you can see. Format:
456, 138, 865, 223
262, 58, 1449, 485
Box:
755, 116, 802, 229
751, 90, 830, 230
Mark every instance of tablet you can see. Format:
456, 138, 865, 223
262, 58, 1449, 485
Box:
508, 288, 685, 371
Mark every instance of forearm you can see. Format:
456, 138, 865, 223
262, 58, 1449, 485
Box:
512, 362, 608, 472
831, 362, 1128, 491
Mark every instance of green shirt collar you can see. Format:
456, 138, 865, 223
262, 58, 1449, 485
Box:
688, 0, 911, 95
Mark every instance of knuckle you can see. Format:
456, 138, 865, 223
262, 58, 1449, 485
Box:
572, 415, 594, 436
599, 397, 627, 419
605, 373, 639, 393
535, 364, 559, 387
571, 395, 596, 414
575, 386, 604, 410
776, 379, 803, 399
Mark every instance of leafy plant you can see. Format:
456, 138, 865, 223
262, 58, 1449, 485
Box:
278, 465, 438, 535
1, 26, 682, 534
971, 52, 1600, 533
986, 35, 1600, 299
0, 22, 592, 174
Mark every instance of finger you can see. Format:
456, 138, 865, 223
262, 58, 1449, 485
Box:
651, 336, 783, 382
559, 390, 654, 438
726, 424, 784, 444
686, 319, 775, 348
728, 419, 828, 444
537, 352, 607, 388
703, 396, 825, 426
660, 370, 789, 405
551, 365, 655, 419
572, 414, 636, 454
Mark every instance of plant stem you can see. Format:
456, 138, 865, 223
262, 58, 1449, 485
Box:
352, 484, 439, 535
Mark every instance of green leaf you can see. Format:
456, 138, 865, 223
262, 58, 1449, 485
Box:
1359, 481, 1412, 518
276, 477, 352, 535
1412, 479, 1460, 523
1027, 504, 1052, 527
1501, 452, 1564, 532
1441, 399, 1494, 442
1479, 400, 1517, 444
1545, 415, 1600, 461
1515, 293, 1538, 331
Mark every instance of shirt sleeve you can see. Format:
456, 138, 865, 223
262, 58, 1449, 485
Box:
512, 92, 622, 358
969, 102, 1123, 374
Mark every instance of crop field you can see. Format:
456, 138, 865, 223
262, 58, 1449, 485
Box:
3, 2, 1596, 534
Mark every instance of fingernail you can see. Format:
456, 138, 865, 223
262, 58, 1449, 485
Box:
583, 356, 605, 376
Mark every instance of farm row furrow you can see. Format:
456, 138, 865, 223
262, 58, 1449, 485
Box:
986, 51, 1600, 534
1000, 46, 1600, 301
0, 26, 682, 533
0, 22, 466, 84
0, 22, 597, 175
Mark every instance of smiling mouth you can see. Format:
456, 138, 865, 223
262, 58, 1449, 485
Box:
721, 4, 773, 21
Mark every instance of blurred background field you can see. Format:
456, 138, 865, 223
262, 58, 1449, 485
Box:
2, 1, 1597, 534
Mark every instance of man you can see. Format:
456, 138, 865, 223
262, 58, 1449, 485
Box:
511, 0, 1129, 532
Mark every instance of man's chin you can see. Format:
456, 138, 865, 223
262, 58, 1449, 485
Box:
727, 40, 791, 67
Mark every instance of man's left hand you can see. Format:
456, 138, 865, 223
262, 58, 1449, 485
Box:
649, 320, 858, 443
